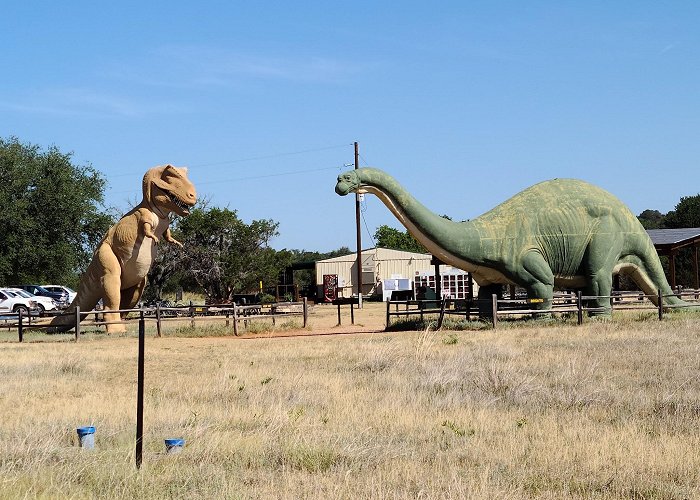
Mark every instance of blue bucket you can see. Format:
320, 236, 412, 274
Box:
76, 426, 96, 449
164, 438, 185, 454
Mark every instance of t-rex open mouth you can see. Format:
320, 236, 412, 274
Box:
167, 191, 193, 213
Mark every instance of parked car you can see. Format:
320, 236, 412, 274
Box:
5, 288, 58, 315
11, 284, 69, 308
42, 285, 77, 304
0, 288, 40, 317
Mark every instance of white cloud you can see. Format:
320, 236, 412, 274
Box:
0, 87, 187, 118
104, 44, 366, 88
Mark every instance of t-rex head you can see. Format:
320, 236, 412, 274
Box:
143, 165, 197, 216
335, 170, 362, 196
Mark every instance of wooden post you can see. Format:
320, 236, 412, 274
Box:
434, 260, 441, 300
350, 301, 355, 325
155, 303, 162, 338
694, 245, 699, 292
386, 300, 390, 329
135, 310, 145, 469
336, 302, 341, 326
75, 306, 81, 341
18, 309, 23, 343
437, 298, 446, 329
232, 304, 239, 336
189, 301, 195, 329
491, 294, 498, 329
355, 141, 363, 310
302, 297, 308, 328
658, 289, 663, 321
577, 291, 583, 326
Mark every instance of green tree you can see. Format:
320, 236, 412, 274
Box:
0, 137, 113, 286
637, 209, 666, 229
175, 207, 280, 302
275, 247, 354, 299
663, 195, 700, 229
660, 195, 700, 287
374, 225, 427, 253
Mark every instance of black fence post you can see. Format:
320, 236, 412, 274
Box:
18, 310, 23, 343
577, 291, 583, 326
156, 303, 162, 338
135, 310, 145, 469
75, 306, 80, 341
658, 289, 663, 321
232, 304, 239, 336
437, 299, 446, 329
302, 298, 308, 328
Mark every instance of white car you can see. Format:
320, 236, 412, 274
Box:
42, 285, 77, 305
0, 289, 40, 317
5, 288, 58, 316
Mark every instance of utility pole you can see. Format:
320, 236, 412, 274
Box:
355, 141, 363, 308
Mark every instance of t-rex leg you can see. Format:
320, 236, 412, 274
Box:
120, 278, 147, 319
98, 244, 126, 333
520, 250, 555, 311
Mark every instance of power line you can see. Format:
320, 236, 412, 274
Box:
194, 165, 342, 186
106, 164, 344, 195
107, 143, 353, 178
360, 197, 376, 247
191, 143, 352, 168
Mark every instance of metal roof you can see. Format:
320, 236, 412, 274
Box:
646, 228, 700, 247
316, 247, 431, 264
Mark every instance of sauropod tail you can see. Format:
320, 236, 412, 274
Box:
621, 236, 691, 310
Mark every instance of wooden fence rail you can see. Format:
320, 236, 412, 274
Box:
386, 289, 700, 329
4, 299, 309, 342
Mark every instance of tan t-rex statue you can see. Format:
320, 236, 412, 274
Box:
48, 164, 197, 333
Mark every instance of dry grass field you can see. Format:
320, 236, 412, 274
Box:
1, 302, 700, 498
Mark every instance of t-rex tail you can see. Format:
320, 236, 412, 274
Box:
42, 281, 102, 333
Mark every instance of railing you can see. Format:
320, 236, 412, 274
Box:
3, 299, 309, 342
386, 289, 700, 329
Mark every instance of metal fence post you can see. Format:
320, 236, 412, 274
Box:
135, 310, 145, 469
386, 300, 390, 329
658, 289, 663, 321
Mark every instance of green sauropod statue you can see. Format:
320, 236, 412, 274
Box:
335, 167, 687, 315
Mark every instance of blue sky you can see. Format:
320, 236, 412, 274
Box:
3, 2, 699, 252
